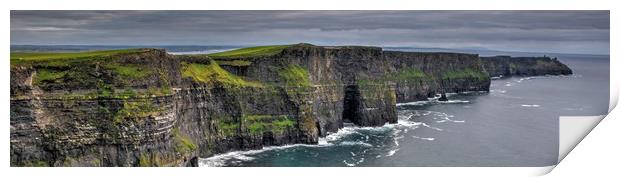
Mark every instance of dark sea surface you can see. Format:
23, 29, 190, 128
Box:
11, 45, 609, 167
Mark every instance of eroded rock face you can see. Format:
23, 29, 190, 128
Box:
481, 56, 573, 77
12, 44, 567, 167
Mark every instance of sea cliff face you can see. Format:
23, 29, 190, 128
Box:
481, 56, 573, 77
9, 44, 569, 167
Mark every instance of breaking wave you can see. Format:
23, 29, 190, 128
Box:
200, 99, 468, 167
521, 104, 541, 108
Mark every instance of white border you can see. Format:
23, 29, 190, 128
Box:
2, 1, 616, 177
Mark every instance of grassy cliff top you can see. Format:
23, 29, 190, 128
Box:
206, 45, 291, 59
10, 48, 150, 65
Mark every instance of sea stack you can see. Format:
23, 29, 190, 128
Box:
438, 93, 449, 101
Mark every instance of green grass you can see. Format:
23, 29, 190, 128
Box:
393, 68, 431, 80
106, 64, 152, 79
34, 69, 67, 85
113, 101, 160, 124
278, 65, 311, 87
272, 119, 295, 132
11, 49, 146, 64
243, 114, 295, 135
207, 45, 290, 58
218, 121, 240, 136
442, 68, 489, 80
181, 62, 263, 87
247, 122, 265, 135
358, 68, 431, 86
172, 128, 197, 154
138, 154, 151, 167
26, 160, 49, 167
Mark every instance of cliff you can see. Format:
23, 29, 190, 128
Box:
480, 56, 573, 77
10, 44, 566, 167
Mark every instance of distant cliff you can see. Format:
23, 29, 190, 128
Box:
481, 56, 573, 77
10, 44, 570, 167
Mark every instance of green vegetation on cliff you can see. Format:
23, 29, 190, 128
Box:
181, 62, 263, 87
207, 45, 290, 58
278, 64, 311, 87
10, 49, 146, 65
243, 114, 295, 135
113, 101, 161, 123
218, 121, 240, 136
358, 68, 432, 86
393, 68, 432, 81
172, 128, 197, 154
442, 68, 488, 80
13, 48, 173, 100
34, 69, 67, 85
105, 63, 152, 79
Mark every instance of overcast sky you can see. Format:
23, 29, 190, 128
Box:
10, 11, 610, 54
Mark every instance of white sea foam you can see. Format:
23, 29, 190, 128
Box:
399, 110, 464, 124
438, 100, 470, 104
386, 149, 399, 156
201, 107, 460, 167
199, 141, 332, 167
521, 104, 541, 108
517, 77, 534, 82
445, 93, 458, 97
421, 123, 443, 131
503, 74, 580, 88
411, 135, 435, 141
343, 160, 356, 166
396, 99, 470, 107
491, 89, 507, 93
396, 101, 430, 106
340, 141, 373, 147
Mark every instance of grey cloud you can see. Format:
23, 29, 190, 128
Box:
10, 10, 610, 54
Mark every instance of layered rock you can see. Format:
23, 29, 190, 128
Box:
481, 56, 573, 77
10, 44, 514, 167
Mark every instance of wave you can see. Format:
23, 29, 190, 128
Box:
199, 120, 423, 167
490, 89, 507, 94
396, 99, 470, 107
521, 104, 541, 107
340, 141, 373, 147
199, 141, 333, 167
491, 75, 504, 80
343, 157, 366, 166
386, 149, 399, 157
201, 108, 464, 166
502, 74, 582, 88
398, 110, 465, 124
411, 135, 435, 141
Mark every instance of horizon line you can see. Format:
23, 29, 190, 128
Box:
9, 43, 610, 56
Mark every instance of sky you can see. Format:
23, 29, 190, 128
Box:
10, 11, 610, 55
